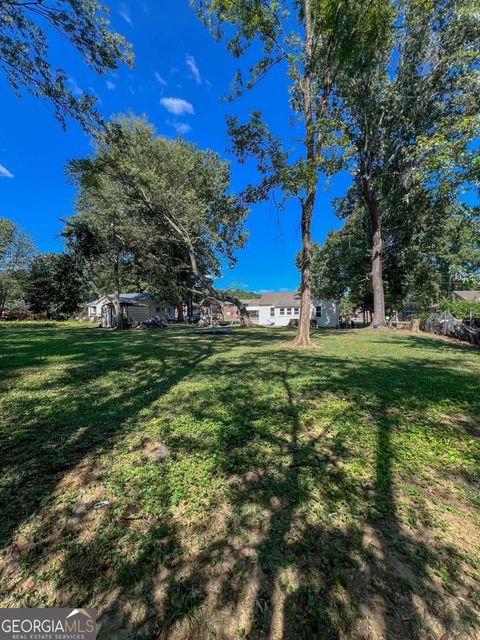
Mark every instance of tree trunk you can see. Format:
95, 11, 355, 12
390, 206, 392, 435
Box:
293, 195, 314, 347
293, 0, 316, 348
112, 245, 123, 330
371, 223, 386, 325
177, 303, 184, 323
361, 177, 386, 326
0, 288, 6, 317
109, 218, 124, 330
187, 294, 193, 321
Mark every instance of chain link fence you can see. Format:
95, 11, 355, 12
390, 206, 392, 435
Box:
422, 310, 480, 345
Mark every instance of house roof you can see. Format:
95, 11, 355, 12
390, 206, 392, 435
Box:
109, 293, 151, 301
453, 290, 480, 302
87, 293, 156, 307
248, 292, 302, 307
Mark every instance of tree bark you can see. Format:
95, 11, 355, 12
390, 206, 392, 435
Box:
0, 288, 6, 317
112, 259, 123, 329
111, 220, 123, 330
361, 176, 386, 326
187, 293, 193, 321
177, 303, 184, 323
293, 195, 314, 346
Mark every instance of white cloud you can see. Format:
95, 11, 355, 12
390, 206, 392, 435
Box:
185, 54, 201, 85
67, 77, 83, 97
119, 2, 133, 26
154, 71, 167, 86
0, 163, 14, 178
168, 121, 192, 135
106, 80, 116, 90
87, 86, 102, 105
160, 97, 194, 116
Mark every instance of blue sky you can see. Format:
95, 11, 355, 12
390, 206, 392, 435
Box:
0, 0, 350, 293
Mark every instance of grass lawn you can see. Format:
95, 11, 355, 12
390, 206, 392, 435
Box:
0, 323, 479, 639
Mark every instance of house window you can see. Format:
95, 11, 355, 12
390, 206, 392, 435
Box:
89, 306, 96, 315
280, 308, 285, 316
316, 306, 322, 318
294, 307, 299, 315
287, 307, 292, 315
270, 307, 275, 317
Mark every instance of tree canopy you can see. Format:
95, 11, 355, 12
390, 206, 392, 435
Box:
64, 116, 250, 325
0, 217, 35, 314
0, 0, 132, 130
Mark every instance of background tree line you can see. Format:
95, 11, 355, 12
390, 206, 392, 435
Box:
1, 0, 479, 334
0, 217, 84, 319
0, 117, 253, 323
309, 0, 479, 321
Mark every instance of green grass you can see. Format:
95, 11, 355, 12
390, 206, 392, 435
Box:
0, 323, 479, 639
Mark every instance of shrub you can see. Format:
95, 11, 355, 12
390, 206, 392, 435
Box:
439, 298, 480, 322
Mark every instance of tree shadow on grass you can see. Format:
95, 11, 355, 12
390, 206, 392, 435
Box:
1, 328, 479, 639
0, 327, 286, 553
139, 342, 479, 639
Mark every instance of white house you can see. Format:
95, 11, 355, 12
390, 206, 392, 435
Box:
86, 293, 176, 327
246, 292, 339, 328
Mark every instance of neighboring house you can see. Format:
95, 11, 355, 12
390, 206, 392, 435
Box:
246, 292, 339, 327
197, 299, 253, 322
221, 302, 243, 319
218, 299, 257, 320
453, 290, 480, 302
86, 293, 176, 327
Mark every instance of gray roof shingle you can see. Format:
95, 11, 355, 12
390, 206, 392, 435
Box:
248, 292, 301, 307
453, 290, 480, 302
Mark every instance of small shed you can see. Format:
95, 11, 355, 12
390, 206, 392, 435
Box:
85, 293, 175, 327
101, 299, 149, 328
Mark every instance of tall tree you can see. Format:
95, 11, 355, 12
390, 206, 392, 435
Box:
66, 116, 251, 323
337, 0, 480, 324
0, 217, 35, 314
312, 197, 479, 316
192, 0, 392, 346
0, 0, 132, 130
